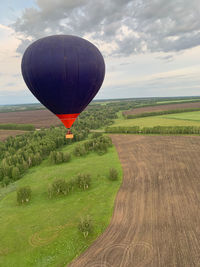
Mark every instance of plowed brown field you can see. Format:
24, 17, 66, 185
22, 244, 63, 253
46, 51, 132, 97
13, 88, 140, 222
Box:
0, 110, 60, 128
124, 102, 200, 116
69, 135, 200, 267
0, 130, 27, 141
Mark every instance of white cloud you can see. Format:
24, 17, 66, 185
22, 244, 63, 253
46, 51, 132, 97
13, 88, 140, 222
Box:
12, 0, 200, 56
0, 24, 28, 93
1, 0, 200, 104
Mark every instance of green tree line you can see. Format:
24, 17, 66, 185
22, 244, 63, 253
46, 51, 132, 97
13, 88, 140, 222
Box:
0, 123, 35, 131
106, 125, 200, 134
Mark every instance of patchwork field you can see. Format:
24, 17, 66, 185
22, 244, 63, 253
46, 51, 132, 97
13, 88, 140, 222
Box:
113, 111, 200, 128
0, 110, 60, 128
123, 101, 200, 116
69, 135, 200, 267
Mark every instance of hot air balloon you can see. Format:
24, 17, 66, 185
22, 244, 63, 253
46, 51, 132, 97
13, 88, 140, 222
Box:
21, 35, 105, 138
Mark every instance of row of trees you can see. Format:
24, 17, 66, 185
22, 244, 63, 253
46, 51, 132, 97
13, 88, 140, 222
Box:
48, 173, 91, 198
0, 123, 35, 131
106, 125, 200, 134
73, 135, 112, 156
49, 151, 71, 164
17, 167, 118, 204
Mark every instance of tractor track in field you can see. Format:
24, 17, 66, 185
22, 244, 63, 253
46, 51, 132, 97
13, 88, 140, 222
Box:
68, 135, 200, 267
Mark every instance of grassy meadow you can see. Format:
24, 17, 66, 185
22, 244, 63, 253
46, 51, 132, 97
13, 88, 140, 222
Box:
113, 111, 200, 128
0, 141, 122, 267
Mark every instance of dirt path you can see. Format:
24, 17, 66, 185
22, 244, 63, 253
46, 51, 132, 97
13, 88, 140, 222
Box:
68, 135, 200, 267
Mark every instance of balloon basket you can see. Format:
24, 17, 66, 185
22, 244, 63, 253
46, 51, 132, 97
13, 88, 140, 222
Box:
66, 133, 74, 139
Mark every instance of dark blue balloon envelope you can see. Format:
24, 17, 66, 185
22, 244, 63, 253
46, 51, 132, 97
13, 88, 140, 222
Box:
21, 35, 105, 128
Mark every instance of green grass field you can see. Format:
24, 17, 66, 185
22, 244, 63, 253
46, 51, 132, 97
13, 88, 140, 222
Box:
0, 141, 122, 267
162, 111, 200, 121
113, 111, 200, 128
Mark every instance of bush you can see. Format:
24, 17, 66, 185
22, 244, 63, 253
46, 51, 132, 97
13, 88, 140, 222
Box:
91, 132, 103, 139
63, 152, 71, 162
17, 186, 32, 204
56, 152, 63, 164
2, 176, 10, 187
78, 215, 93, 238
12, 167, 20, 181
109, 168, 118, 181
49, 151, 71, 164
76, 173, 91, 190
48, 178, 69, 198
73, 144, 87, 157
49, 151, 57, 164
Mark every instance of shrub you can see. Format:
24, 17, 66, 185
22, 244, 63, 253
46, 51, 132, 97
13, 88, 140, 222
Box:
49, 151, 57, 164
91, 132, 103, 139
0, 168, 4, 181
76, 173, 91, 190
109, 168, 118, 181
12, 167, 20, 181
56, 152, 63, 164
17, 186, 32, 204
67, 177, 77, 192
63, 152, 71, 162
2, 176, 10, 187
73, 144, 87, 157
78, 215, 93, 238
48, 178, 68, 198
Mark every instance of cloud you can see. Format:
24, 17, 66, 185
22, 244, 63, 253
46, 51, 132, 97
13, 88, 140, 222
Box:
12, 0, 200, 56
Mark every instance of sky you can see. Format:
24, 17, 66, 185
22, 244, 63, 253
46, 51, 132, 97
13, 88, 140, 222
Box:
0, 0, 200, 105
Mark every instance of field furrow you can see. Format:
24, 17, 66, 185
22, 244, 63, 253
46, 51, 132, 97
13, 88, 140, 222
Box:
68, 135, 200, 267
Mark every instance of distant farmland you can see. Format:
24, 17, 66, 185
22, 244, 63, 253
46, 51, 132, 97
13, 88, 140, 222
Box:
0, 109, 60, 128
123, 101, 200, 116
0, 130, 27, 141
113, 111, 200, 128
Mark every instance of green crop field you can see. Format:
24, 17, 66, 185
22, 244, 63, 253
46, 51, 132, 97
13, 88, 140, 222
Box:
113, 111, 200, 128
0, 141, 122, 267
162, 111, 200, 121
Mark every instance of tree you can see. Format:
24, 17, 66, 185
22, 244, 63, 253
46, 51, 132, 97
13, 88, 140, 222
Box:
0, 168, 4, 181
78, 215, 93, 238
12, 167, 20, 181
76, 173, 91, 190
2, 176, 10, 187
17, 186, 32, 204
63, 152, 71, 162
73, 144, 87, 157
49, 151, 57, 164
108, 168, 118, 181
56, 152, 63, 164
48, 178, 68, 198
